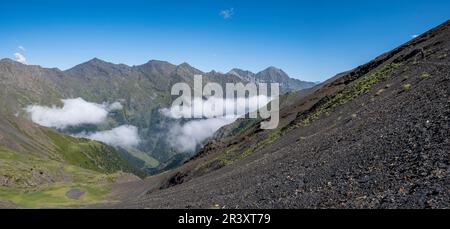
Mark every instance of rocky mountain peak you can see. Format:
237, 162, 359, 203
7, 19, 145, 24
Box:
175, 62, 203, 76
0, 58, 24, 66
258, 66, 289, 78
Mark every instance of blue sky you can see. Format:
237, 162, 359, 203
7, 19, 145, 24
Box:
0, 0, 449, 81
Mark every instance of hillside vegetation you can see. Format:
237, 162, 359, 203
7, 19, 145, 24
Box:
0, 114, 143, 208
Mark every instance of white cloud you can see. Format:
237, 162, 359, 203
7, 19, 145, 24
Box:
26, 98, 123, 129
220, 8, 234, 19
77, 125, 140, 148
161, 95, 271, 119
18, 46, 26, 52
162, 96, 271, 152
168, 117, 235, 152
26, 98, 138, 148
107, 101, 123, 111
412, 34, 419, 38
14, 53, 27, 64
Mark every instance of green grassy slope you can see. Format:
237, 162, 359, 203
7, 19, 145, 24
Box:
0, 114, 144, 208
0, 147, 128, 208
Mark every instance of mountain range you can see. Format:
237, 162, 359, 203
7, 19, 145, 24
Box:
0, 54, 315, 207
0, 57, 315, 169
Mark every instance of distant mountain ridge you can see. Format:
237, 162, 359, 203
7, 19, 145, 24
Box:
229, 66, 316, 91
1, 57, 315, 91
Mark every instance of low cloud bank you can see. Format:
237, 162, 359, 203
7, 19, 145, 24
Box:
76, 125, 140, 148
26, 98, 122, 129
162, 96, 271, 153
168, 117, 235, 152
161, 95, 271, 119
26, 98, 140, 148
